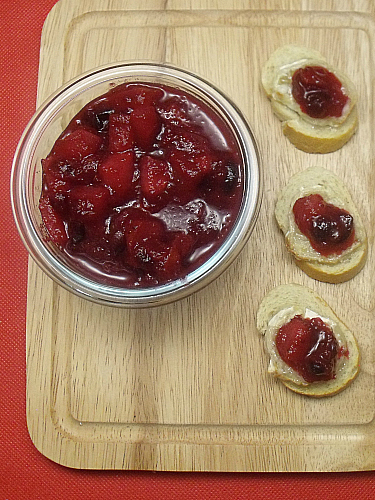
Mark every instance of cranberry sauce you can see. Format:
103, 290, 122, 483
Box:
293, 194, 355, 256
276, 315, 338, 383
39, 82, 243, 287
291, 66, 348, 119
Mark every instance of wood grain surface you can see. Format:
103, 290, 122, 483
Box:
27, 0, 375, 471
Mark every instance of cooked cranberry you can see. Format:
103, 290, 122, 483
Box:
68, 220, 86, 244
276, 315, 338, 383
293, 194, 355, 256
83, 108, 113, 133
94, 110, 113, 132
292, 65, 348, 119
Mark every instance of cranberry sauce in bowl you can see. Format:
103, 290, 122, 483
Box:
11, 63, 261, 307
40, 82, 243, 288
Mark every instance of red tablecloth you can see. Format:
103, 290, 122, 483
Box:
1, 0, 375, 498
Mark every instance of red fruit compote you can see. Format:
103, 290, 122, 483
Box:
39, 82, 244, 288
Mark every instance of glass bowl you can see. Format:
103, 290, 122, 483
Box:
11, 62, 261, 307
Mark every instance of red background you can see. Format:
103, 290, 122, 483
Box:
1, 0, 374, 498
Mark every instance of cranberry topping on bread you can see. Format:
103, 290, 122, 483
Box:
275, 167, 367, 283
261, 45, 358, 153
256, 284, 360, 397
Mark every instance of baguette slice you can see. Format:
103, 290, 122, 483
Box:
275, 167, 367, 283
256, 283, 360, 397
261, 45, 358, 153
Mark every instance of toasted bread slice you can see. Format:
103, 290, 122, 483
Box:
261, 45, 358, 153
256, 283, 360, 397
275, 167, 367, 283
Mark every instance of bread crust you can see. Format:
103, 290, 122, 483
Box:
262, 45, 358, 153
256, 284, 360, 397
281, 106, 358, 154
275, 167, 368, 283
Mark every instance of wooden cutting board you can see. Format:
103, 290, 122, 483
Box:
27, 0, 375, 471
